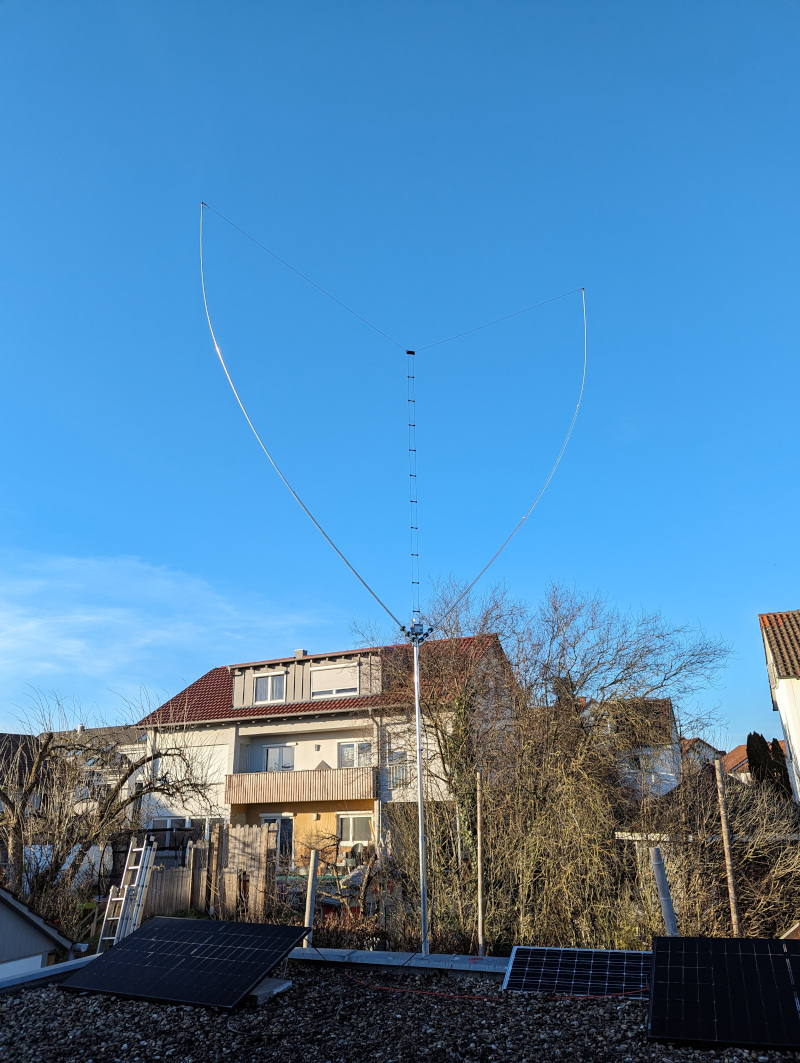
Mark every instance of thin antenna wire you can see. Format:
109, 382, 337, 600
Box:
417, 288, 582, 351
199, 203, 404, 630
200, 201, 587, 636
201, 202, 405, 351
435, 288, 588, 626
407, 350, 420, 620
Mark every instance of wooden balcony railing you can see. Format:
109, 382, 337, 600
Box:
224, 767, 377, 805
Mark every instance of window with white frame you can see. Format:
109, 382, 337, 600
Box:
310, 663, 359, 699
384, 732, 409, 789
264, 745, 295, 772
259, 814, 294, 856
254, 672, 286, 704
338, 741, 372, 768
337, 814, 373, 844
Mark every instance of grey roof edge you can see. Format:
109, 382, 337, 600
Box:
0, 887, 74, 951
0, 953, 97, 996
287, 946, 509, 979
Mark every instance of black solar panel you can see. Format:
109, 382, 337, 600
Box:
648, 937, 800, 1050
502, 945, 651, 996
61, 917, 310, 1009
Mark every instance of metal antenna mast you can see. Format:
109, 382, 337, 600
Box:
407, 350, 420, 620
404, 349, 431, 956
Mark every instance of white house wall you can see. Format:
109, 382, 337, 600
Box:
136, 707, 449, 821
126, 726, 235, 823
773, 677, 800, 801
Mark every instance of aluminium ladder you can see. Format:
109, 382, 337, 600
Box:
97, 834, 158, 953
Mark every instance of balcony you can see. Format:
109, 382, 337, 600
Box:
225, 767, 377, 806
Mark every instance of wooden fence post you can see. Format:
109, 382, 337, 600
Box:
714, 755, 742, 937
255, 822, 267, 920
186, 842, 195, 914
207, 823, 222, 916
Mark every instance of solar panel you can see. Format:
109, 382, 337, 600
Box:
648, 937, 800, 1050
502, 945, 651, 996
61, 917, 310, 1009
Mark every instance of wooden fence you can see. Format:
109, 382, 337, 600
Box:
143, 823, 281, 920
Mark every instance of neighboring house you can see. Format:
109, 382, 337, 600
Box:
722, 744, 751, 783
721, 741, 787, 786
680, 737, 725, 768
0, 732, 38, 776
138, 636, 507, 865
759, 610, 800, 800
0, 887, 74, 978
611, 698, 682, 797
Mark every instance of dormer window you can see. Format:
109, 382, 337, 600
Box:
254, 673, 286, 704
310, 663, 359, 699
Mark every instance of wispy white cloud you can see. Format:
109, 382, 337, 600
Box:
0, 551, 328, 729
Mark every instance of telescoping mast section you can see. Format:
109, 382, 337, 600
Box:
402, 344, 431, 955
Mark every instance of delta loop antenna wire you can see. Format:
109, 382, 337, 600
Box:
198, 201, 587, 629
200, 200, 587, 959
435, 286, 587, 626
199, 203, 404, 630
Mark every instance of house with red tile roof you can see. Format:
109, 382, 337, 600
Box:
721, 741, 787, 784
680, 736, 724, 767
136, 635, 507, 863
759, 610, 800, 801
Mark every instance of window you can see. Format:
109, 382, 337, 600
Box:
254, 673, 286, 704
259, 814, 294, 856
386, 750, 409, 789
310, 663, 359, 699
338, 741, 372, 768
264, 745, 295, 772
337, 815, 373, 844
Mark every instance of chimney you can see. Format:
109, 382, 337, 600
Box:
294, 648, 307, 659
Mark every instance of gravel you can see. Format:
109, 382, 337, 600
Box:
1, 966, 799, 1063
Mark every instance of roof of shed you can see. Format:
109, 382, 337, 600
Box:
0, 887, 74, 951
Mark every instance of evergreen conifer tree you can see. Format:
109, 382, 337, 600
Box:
770, 738, 792, 798
746, 732, 773, 784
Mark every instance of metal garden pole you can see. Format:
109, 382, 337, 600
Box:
476, 769, 486, 957
303, 849, 319, 947
649, 845, 678, 937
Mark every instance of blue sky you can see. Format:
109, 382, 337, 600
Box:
0, 1, 797, 744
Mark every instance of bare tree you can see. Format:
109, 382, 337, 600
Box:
374, 580, 733, 951
0, 695, 217, 933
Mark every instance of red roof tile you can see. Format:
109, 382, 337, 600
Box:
722, 744, 748, 774
760, 611, 800, 679
139, 634, 501, 727
139, 666, 233, 725
721, 740, 786, 775
680, 737, 724, 756
139, 671, 396, 727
